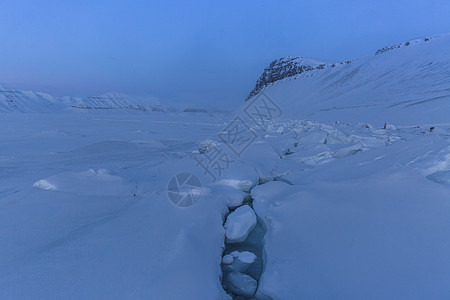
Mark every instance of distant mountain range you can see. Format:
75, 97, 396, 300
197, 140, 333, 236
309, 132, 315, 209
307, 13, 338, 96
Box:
0, 84, 221, 114
2, 33, 449, 123
0, 83, 59, 113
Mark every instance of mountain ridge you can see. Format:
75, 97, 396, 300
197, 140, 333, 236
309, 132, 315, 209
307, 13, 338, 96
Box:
247, 34, 450, 101
246, 57, 352, 100
243, 33, 450, 125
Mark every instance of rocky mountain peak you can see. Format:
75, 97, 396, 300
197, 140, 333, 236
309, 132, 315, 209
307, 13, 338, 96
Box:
246, 56, 349, 100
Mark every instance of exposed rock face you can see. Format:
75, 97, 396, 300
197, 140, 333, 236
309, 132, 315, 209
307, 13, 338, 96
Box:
246, 57, 317, 100
375, 36, 436, 55
246, 56, 351, 100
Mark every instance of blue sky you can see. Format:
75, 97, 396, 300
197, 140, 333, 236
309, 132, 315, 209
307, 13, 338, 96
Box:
1, 0, 450, 107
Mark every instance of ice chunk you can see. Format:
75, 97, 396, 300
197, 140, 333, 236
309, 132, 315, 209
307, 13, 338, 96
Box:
212, 185, 247, 208
216, 179, 256, 193
236, 251, 257, 264
214, 161, 259, 192
383, 123, 397, 130
224, 192, 247, 209
229, 250, 257, 263
299, 131, 327, 144
332, 144, 364, 158
297, 151, 333, 166
224, 205, 257, 243
223, 251, 258, 272
223, 272, 257, 297
32, 179, 57, 191
222, 254, 234, 265
197, 139, 219, 154
324, 130, 350, 144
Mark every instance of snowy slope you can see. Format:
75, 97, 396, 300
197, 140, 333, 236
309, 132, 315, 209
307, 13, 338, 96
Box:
245, 34, 450, 125
2, 111, 449, 299
0, 113, 232, 299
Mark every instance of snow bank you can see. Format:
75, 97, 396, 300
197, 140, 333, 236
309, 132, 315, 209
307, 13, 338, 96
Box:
32, 169, 135, 196
253, 168, 450, 299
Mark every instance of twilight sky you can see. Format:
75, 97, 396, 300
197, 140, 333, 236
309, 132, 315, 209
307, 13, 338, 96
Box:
1, 0, 450, 107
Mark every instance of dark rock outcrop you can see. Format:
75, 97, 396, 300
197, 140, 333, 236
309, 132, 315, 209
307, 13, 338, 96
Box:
246, 57, 315, 100
246, 57, 350, 100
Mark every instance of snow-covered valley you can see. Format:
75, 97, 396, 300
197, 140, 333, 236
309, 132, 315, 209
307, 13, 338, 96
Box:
1, 34, 450, 299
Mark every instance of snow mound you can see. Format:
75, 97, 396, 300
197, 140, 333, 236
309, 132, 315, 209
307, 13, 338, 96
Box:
32, 169, 134, 196
426, 171, 450, 184
212, 185, 247, 209
32, 180, 57, 191
215, 179, 256, 193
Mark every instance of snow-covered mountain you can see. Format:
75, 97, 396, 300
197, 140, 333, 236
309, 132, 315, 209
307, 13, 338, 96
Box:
0, 87, 179, 113
63, 93, 167, 112
246, 56, 350, 100
0, 82, 217, 113
0, 83, 60, 113
245, 34, 450, 125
